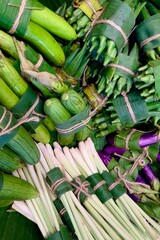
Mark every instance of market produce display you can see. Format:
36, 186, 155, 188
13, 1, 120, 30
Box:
0, 0, 160, 239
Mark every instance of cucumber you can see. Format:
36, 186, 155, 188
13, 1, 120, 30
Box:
23, 21, 65, 66
75, 120, 92, 141
7, 126, 40, 165
57, 133, 75, 146
44, 98, 72, 124
30, 3, 77, 41
44, 98, 75, 146
0, 146, 24, 173
61, 89, 86, 115
0, 172, 39, 200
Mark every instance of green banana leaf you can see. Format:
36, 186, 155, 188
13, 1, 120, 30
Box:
0, 206, 44, 240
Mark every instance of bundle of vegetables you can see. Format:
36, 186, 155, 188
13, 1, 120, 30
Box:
0, 50, 56, 143
96, 43, 140, 97
44, 88, 93, 146
0, 0, 77, 66
0, 104, 40, 164
134, 4, 160, 101
12, 164, 74, 240
56, 0, 104, 38
83, 83, 159, 137
85, 0, 145, 66
0, 30, 69, 98
98, 128, 160, 219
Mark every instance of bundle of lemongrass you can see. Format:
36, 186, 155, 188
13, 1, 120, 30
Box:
13, 138, 160, 240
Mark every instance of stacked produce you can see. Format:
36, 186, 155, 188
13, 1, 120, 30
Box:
0, 0, 160, 239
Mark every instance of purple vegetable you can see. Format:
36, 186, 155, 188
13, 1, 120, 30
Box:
104, 145, 126, 157
139, 132, 160, 148
136, 173, 147, 184
98, 151, 111, 166
107, 131, 160, 149
140, 164, 160, 192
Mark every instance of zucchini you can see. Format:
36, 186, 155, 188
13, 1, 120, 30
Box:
0, 172, 39, 200
0, 146, 24, 173
44, 98, 72, 124
7, 126, 40, 165
61, 89, 86, 115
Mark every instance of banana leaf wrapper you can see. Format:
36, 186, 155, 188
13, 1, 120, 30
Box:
0, 105, 19, 148
87, 0, 135, 52
108, 129, 160, 152
0, 0, 43, 37
112, 91, 149, 126
55, 105, 91, 137
11, 86, 45, 133
102, 52, 139, 79
135, 13, 160, 52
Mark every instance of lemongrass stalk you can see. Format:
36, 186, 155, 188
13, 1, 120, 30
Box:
12, 201, 36, 223
27, 165, 60, 231
18, 167, 53, 236
13, 170, 49, 238
37, 144, 51, 173
84, 200, 121, 240
60, 194, 85, 240
53, 141, 62, 150
63, 147, 82, 176
38, 143, 55, 169
39, 144, 91, 240
34, 163, 61, 231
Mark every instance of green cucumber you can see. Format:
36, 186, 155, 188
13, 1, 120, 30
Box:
0, 172, 39, 200
57, 133, 75, 146
75, 120, 92, 141
6, 126, 40, 165
61, 89, 86, 115
30, 3, 77, 41
23, 21, 65, 66
44, 98, 72, 124
0, 146, 24, 173
44, 98, 75, 146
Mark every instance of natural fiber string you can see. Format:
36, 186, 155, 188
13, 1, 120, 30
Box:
93, 180, 106, 191
107, 63, 136, 76
51, 178, 67, 193
125, 129, 137, 149
71, 177, 90, 201
140, 33, 160, 48
8, 0, 27, 34
86, 19, 128, 46
59, 208, 67, 217
121, 91, 137, 124
0, 96, 42, 136
35, 54, 44, 69
56, 96, 108, 134
108, 166, 150, 194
